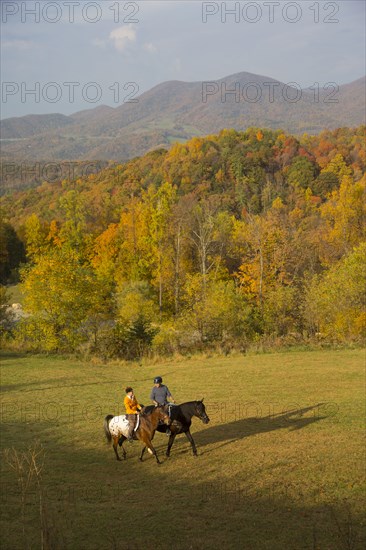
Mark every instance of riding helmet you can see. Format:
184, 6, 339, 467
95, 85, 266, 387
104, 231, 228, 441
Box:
154, 376, 163, 384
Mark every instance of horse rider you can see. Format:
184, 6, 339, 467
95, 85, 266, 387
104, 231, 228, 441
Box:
124, 386, 143, 442
150, 376, 176, 435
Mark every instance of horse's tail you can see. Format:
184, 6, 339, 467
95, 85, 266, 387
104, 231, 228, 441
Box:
104, 415, 114, 444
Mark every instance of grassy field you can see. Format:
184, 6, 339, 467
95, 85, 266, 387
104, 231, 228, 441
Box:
0, 349, 365, 550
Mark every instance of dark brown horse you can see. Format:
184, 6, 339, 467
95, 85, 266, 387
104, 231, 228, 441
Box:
142, 400, 210, 458
104, 405, 171, 464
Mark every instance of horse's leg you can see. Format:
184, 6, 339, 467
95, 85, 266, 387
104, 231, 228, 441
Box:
120, 436, 127, 460
185, 430, 198, 456
138, 430, 160, 464
166, 432, 177, 457
149, 441, 160, 464
112, 436, 122, 461
145, 440, 160, 464
139, 446, 147, 462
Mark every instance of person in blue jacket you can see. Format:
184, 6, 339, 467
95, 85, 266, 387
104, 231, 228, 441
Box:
150, 376, 176, 406
150, 376, 176, 435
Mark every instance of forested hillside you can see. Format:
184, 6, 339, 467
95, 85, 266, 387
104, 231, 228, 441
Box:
1, 126, 365, 356
1, 72, 364, 161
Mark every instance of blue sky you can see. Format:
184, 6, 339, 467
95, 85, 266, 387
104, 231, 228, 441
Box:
1, 0, 365, 118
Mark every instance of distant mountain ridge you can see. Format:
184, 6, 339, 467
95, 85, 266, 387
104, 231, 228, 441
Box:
1, 72, 365, 161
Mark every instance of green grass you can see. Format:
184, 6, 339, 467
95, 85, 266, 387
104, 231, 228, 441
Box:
1, 349, 365, 549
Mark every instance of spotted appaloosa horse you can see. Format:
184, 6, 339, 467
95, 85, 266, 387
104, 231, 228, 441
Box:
142, 400, 210, 458
104, 405, 171, 464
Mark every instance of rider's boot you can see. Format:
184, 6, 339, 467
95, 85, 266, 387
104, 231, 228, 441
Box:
127, 416, 135, 442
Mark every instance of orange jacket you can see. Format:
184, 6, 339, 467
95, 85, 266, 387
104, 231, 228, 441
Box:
124, 394, 142, 414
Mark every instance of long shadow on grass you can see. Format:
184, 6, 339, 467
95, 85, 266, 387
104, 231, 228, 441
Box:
192, 403, 330, 455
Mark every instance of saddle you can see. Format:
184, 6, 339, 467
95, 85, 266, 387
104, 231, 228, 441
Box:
123, 414, 140, 431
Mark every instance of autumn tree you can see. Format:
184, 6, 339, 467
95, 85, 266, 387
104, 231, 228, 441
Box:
20, 248, 104, 351
178, 278, 252, 347
318, 175, 366, 264
304, 242, 366, 340
24, 214, 49, 261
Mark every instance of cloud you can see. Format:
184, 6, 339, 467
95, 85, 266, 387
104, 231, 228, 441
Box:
109, 25, 136, 52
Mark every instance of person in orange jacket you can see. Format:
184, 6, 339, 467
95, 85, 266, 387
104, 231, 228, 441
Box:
124, 387, 143, 442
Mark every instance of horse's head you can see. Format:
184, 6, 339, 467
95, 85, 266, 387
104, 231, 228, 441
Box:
194, 399, 210, 424
156, 405, 171, 426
